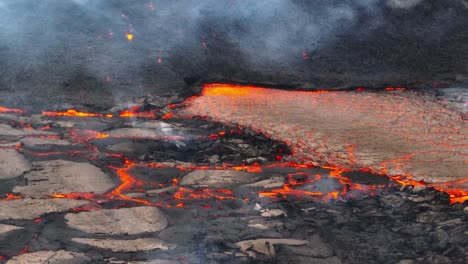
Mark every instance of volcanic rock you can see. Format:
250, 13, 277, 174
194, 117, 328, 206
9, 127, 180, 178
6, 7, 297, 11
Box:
0, 124, 56, 137
13, 160, 114, 198
248, 218, 284, 230
236, 238, 308, 258
260, 208, 287, 218
72, 238, 173, 252
65, 206, 168, 235
180, 170, 261, 188
106, 128, 162, 138
107, 142, 143, 152
282, 234, 333, 258
243, 177, 285, 189
20, 137, 72, 147
0, 149, 31, 180
146, 186, 178, 196
0, 198, 89, 220
6, 250, 90, 264
0, 224, 23, 236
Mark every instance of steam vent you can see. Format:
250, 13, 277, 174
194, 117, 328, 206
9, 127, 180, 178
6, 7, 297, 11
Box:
0, 1, 467, 263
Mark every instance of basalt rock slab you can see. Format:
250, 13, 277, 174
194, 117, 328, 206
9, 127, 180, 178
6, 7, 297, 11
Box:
6, 250, 90, 264
65, 206, 168, 235
0, 224, 23, 236
72, 238, 173, 252
20, 137, 72, 148
282, 234, 334, 258
235, 238, 308, 258
0, 124, 56, 137
13, 160, 114, 198
0, 198, 89, 220
0, 149, 31, 180
180, 170, 261, 188
106, 128, 164, 138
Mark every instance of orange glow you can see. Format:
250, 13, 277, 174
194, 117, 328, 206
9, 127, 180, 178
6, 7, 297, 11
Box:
201, 83, 331, 98
0, 106, 26, 114
3, 193, 23, 201
202, 83, 263, 96
162, 112, 174, 119
443, 189, 468, 204
42, 109, 105, 118
173, 187, 235, 200
68, 129, 109, 142
384, 87, 407, 91
107, 160, 152, 206
119, 106, 156, 118
40, 107, 155, 119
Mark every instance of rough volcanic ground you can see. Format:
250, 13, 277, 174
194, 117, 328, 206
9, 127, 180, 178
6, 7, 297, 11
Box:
0, 85, 467, 264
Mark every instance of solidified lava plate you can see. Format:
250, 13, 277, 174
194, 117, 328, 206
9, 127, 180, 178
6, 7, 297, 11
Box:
179, 83, 468, 203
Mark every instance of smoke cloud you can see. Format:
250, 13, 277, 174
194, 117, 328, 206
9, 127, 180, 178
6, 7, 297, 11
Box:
0, 0, 466, 99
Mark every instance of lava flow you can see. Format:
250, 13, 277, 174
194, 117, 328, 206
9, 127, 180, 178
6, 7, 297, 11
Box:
0, 106, 26, 114
179, 83, 468, 204
41, 106, 156, 119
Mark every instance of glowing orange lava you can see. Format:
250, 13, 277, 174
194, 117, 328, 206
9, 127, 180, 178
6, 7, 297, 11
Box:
2, 193, 23, 201
118, 106, 156, 118
0, 106, 26, 114
42, 109, 107, 118
41, 107, 157, 119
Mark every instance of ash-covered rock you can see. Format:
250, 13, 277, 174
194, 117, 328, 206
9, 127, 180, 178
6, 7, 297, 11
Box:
180, 170, 261, 188
6, 250, 90, 264
0, 149, 31, 180
0, 198, 89, 220
65, 206, 168, 235
13, 160, 114, 198
0, 224, 23, 236
72, 238, 174, 252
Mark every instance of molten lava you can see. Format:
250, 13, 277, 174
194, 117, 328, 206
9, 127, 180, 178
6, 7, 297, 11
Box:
0, 106, 26, 114
42, 109, 108, 118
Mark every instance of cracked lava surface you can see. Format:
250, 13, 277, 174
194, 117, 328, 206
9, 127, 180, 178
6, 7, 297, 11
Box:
179, 83, 468, 203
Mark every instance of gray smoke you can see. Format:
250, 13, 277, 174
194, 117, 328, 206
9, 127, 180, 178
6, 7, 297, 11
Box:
0, 0, 466, 96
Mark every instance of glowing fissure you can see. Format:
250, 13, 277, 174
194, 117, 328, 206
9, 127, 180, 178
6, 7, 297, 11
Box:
41, 106, 156, 119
